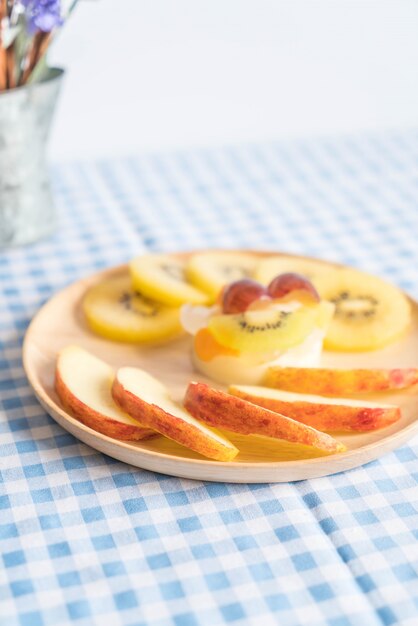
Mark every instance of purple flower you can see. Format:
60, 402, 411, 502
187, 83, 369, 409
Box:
21, 0, 63, 34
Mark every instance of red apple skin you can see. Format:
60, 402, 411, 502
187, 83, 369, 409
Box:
184, 382, 345, 454
55, 369, 156, 441
265, 367, 418, 395
229, 386, 401, 433
112, 377, 238, 462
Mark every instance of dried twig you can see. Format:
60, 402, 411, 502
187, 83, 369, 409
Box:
0, 0, 7, 91
5, 42, 15, 88
0, 48, 6, 91
20, 30, 52, 85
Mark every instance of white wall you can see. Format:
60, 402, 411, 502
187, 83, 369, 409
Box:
48, 0, 418, 161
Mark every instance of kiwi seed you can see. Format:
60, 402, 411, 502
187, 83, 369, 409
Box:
119, 292, 159, 317
161, 263, 185, 282
222, 264, 251, 280
331, 290, 378, 320
238, 311, 291, 333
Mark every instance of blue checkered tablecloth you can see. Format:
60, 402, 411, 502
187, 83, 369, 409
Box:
1, 132, 418, 626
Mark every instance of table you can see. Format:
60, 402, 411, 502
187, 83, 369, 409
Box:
1, 132, 418, 626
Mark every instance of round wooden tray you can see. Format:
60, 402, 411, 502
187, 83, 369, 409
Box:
23, 251, 418, 482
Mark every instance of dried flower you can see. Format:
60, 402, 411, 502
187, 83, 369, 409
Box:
20, 0, 63, 34
0, 0, 76, 90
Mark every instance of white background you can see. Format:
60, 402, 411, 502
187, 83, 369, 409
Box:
49, 0, 418, 161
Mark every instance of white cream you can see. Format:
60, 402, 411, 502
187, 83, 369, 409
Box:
180, 303, 220, 335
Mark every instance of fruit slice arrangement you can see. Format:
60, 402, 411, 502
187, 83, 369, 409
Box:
55, 345, 418, 461
55, 346, 238, 460
55, 346, 156, 441
113, 368, 238, 461
82, 251, 262, 344
55, 251, 417, 465
255, 256, 412, 352
82, 250, 412, 353
55, 346, 349, 460
184, 382, 346, 454
242, 364, 418, 433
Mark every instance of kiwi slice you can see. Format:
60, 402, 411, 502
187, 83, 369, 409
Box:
130, 254, 209, 306
254, 256, 332, 287
315, 268, 411, 351
208, 303, 328, 354
83, 274, 182, 343
186, 251, 257, 300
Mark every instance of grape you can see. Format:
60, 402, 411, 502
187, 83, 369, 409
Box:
267, 272, 320, 302
222, 279, 269, 314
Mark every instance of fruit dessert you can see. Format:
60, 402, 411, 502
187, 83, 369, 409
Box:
181, 273, 335, 384
48, 250, 418, 467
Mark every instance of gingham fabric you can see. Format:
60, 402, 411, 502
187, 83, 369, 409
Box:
1, 132, 418, 626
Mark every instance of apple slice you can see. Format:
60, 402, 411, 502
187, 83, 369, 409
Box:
55, 346, 156, 441
265, 366, 418, 395
229, 385, 400, 432
112, 368, 238, 462
184, 382, 346, 454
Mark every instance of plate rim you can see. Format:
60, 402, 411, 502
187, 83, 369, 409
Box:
22, 249, 418, 473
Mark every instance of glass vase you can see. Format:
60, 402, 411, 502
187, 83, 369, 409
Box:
0, 67, 64, 248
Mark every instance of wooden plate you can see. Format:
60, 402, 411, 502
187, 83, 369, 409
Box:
23, 251, 418, 483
